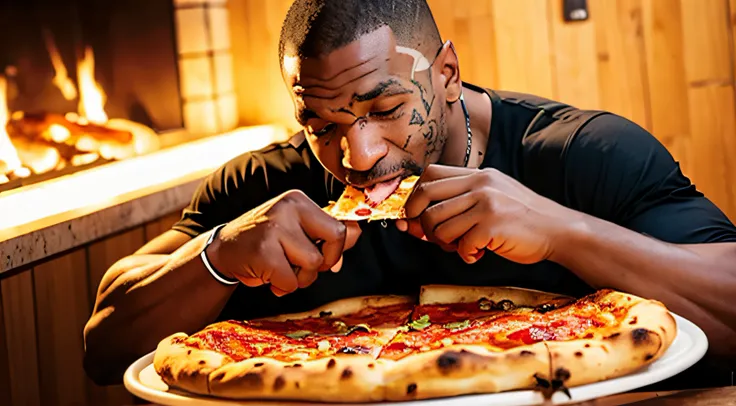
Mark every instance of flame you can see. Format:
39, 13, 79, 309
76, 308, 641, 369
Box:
77, 47, 108, 125
43, 29, 78, 101
0, 75, 23, 175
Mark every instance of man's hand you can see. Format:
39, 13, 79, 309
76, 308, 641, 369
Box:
396, 165, 575, 265
207, 190, 361, 296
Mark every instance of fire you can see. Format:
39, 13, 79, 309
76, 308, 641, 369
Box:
44, 29, 78, 101
0, 76, 24, 176
77, 46, 108, 125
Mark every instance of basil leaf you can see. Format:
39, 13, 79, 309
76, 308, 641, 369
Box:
409, 315, 431, 331
285, 330, 313, 339
443, 320, 470, 331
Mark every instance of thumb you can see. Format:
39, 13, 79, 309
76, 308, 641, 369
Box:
343, 221, 362, 251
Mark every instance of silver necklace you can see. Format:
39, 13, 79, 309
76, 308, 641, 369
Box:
459, 93, 473, 167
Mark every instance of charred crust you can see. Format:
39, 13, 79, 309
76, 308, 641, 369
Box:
327, 359, 336, 369
295, 381, 301, 388
319, 311, 333, 317
632, 328, 651, 345
555, 367, 571, 382
495, 299, 516, 311
520, 350, 534, 356
584, 343, 591, 348
254, 362, 264, 367
606, 332, 621, 339
645, 353, 655, 361
187, 350, 192, 355
198, 360, 206, 365
368, 363, 375, 368
584, 333, 594, 339
436, 352, 461, 373
574, 351, 583, 357
341, 367, 353, 379
629, 316, 638, 325
536, 303, 557, 314
293, 363, 302, 368
406, 383, 417, 395
242, 372, 264, 388
273, 375, 286, 391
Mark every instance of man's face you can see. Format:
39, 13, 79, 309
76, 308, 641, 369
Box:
283, 26, 447, 188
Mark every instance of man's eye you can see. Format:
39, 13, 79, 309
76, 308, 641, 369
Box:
369, 103, 404, 119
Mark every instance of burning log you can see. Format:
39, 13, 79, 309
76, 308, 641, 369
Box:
8, 135, 62, 174
7, 112, 133, 145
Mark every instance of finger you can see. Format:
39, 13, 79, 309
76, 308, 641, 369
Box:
331, 255, 344, 273
457, 223, 492, 263
405, 174, 475, 218
261, 253, 299, 295
419, 164, 475, 183
298, 206, 347, 271
404, 218, 427, 240
430, 204, 482, 247
395, 219, 408, 232
343, 221, 362, 251
271, 285, 290, 296
279, 230, 323, 288
421, 191, 478, 234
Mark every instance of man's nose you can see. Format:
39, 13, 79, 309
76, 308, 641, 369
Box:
340, 121, 388, 172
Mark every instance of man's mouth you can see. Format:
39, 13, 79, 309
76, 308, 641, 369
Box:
363, 176, 404, 207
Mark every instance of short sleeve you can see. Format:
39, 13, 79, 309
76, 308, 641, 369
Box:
172, 138, 331, 238
563, 114, 736, 244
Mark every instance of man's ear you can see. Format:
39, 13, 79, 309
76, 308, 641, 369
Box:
434, 40, 461, 103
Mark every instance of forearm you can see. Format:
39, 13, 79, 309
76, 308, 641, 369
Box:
83, 231, 236, 383
551, 210, 736, 355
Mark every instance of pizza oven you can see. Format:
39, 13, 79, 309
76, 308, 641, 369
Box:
0, 0, 245, 192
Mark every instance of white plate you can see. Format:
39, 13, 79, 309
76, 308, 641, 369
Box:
124, 313, 707, 406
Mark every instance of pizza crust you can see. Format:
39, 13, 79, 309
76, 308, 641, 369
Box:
419, 284, 574, 307
382, 342, 551, 401
546, 291, 677, 387
208, 354, 387, 402
153, 332, 233, 396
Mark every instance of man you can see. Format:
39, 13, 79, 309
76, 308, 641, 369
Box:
84, 0, 736, 388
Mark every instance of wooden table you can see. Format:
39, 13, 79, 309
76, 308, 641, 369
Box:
572, 386, 735, 405
135, 386, 735, 405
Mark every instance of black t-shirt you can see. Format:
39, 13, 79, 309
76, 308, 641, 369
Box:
172, 86, 736, 386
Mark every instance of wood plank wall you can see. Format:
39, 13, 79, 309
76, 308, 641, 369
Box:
0, 211, 181, 406
230, 0, 736, 221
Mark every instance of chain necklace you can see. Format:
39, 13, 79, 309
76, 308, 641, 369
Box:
459, 92, 473, 167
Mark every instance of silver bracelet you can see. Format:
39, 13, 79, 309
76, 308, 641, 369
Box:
201, 224, 239, 285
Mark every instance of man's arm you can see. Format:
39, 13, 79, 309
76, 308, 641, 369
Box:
552, 211, 736, 358
83, 228, 237, 385
554, 114, 736, 358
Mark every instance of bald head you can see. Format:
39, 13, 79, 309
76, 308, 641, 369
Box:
278, 0, 442, 67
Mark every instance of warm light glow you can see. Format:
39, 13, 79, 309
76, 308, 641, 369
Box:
0, 76, 23, 174
0, 125, 290, 230
77, 47, 108, 125
48, 123, 71, 143
44, 29, 78, 101
11, 136, 61, 174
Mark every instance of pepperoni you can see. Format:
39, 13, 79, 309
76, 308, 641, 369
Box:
354, 208, 372, 216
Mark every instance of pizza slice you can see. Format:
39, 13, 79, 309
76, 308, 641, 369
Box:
379, 285, 677, 401
324, 175, 420, 221
153, 295, 415, 402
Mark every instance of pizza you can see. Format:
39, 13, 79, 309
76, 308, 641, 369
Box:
153, 285, 677, 402
323, 175, 420, 221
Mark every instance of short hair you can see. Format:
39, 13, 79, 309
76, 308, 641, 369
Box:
278, 0, 442, 67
